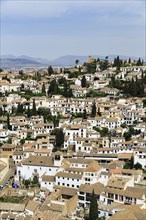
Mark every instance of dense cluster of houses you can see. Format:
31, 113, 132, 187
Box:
0, 60, 146, 219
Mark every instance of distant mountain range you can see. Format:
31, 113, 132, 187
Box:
0, 54, 144, 69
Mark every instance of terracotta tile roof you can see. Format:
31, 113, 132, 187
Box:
0, 203, 25, 212
67, 158, 94, 164
109, 208, 146, 220
25, 200, 40, 212
118, 153, 133, 159
42, 175, 55, 182
60, 187, 77, 196
22, 155, 54, 167
107, 177, 130, 189
84, 161, 101, 172
105, 186, 145, 199
55, 171, 82, 179
79, 182, 104, 195
65, 167, 84, 173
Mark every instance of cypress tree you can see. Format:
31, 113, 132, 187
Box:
81, 76, 87, 88
11, 106, 16, 115
55, 129, 64, 148
27, 105, 31, 118
89, 190, 98, 220
16, 103, 24, 115
3, 104, 7, 115
48, 66, 54, 76
42, 83, 46, 94
7, 113, 11, 130
91, 103, 96, 117
48, 79, 59, 95
130, 155, 134, 169
43, 115, 47, 123
32, 99, 37, 115
129, 78, 137, 96
83, 109, 87, 119
136, 58, 142, 66
0, 107, 3, 116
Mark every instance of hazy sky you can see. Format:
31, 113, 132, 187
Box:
1, 0, 145, 59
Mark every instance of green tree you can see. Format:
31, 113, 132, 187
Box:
16, 103, 24, 115
20, 83, 24, 91
81, 76, 87, 88
99, 57, 109, 71
19, 70, 23, 75
113, 55, 122, 73
130, 155, 134, 169
7, 113, 11, 130
58, 77, 67, 85
83, 109, 87, 119
48, 66, 54, 76
24, 179, 31, 187
62, 81, 73, 98
7, 138, 12, 144
37, 107, 51, 116
136, 58, 143, 66
100, 127, 109, 137
124, 75, 145, 97
68, 71, 79, 78
42, 83, 46, 94
91, 103, 96, 117
123, 131, 132, 141
86, 60, 97, 73
89, 190, 98, 220
121, 123, 127, 128
123, 156, 134, 169
32, 176, 39, 185
27, 105, 31, 118
35, 71, 41, 81
3, 104, 7, 115
0, 107, 3, 116
48, 79, 59, 95
134, 162, 142, 170
20, 139, 25, 144
52, 115, 60, 128
55, 129, 64, 149
32, 99, 37, 115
